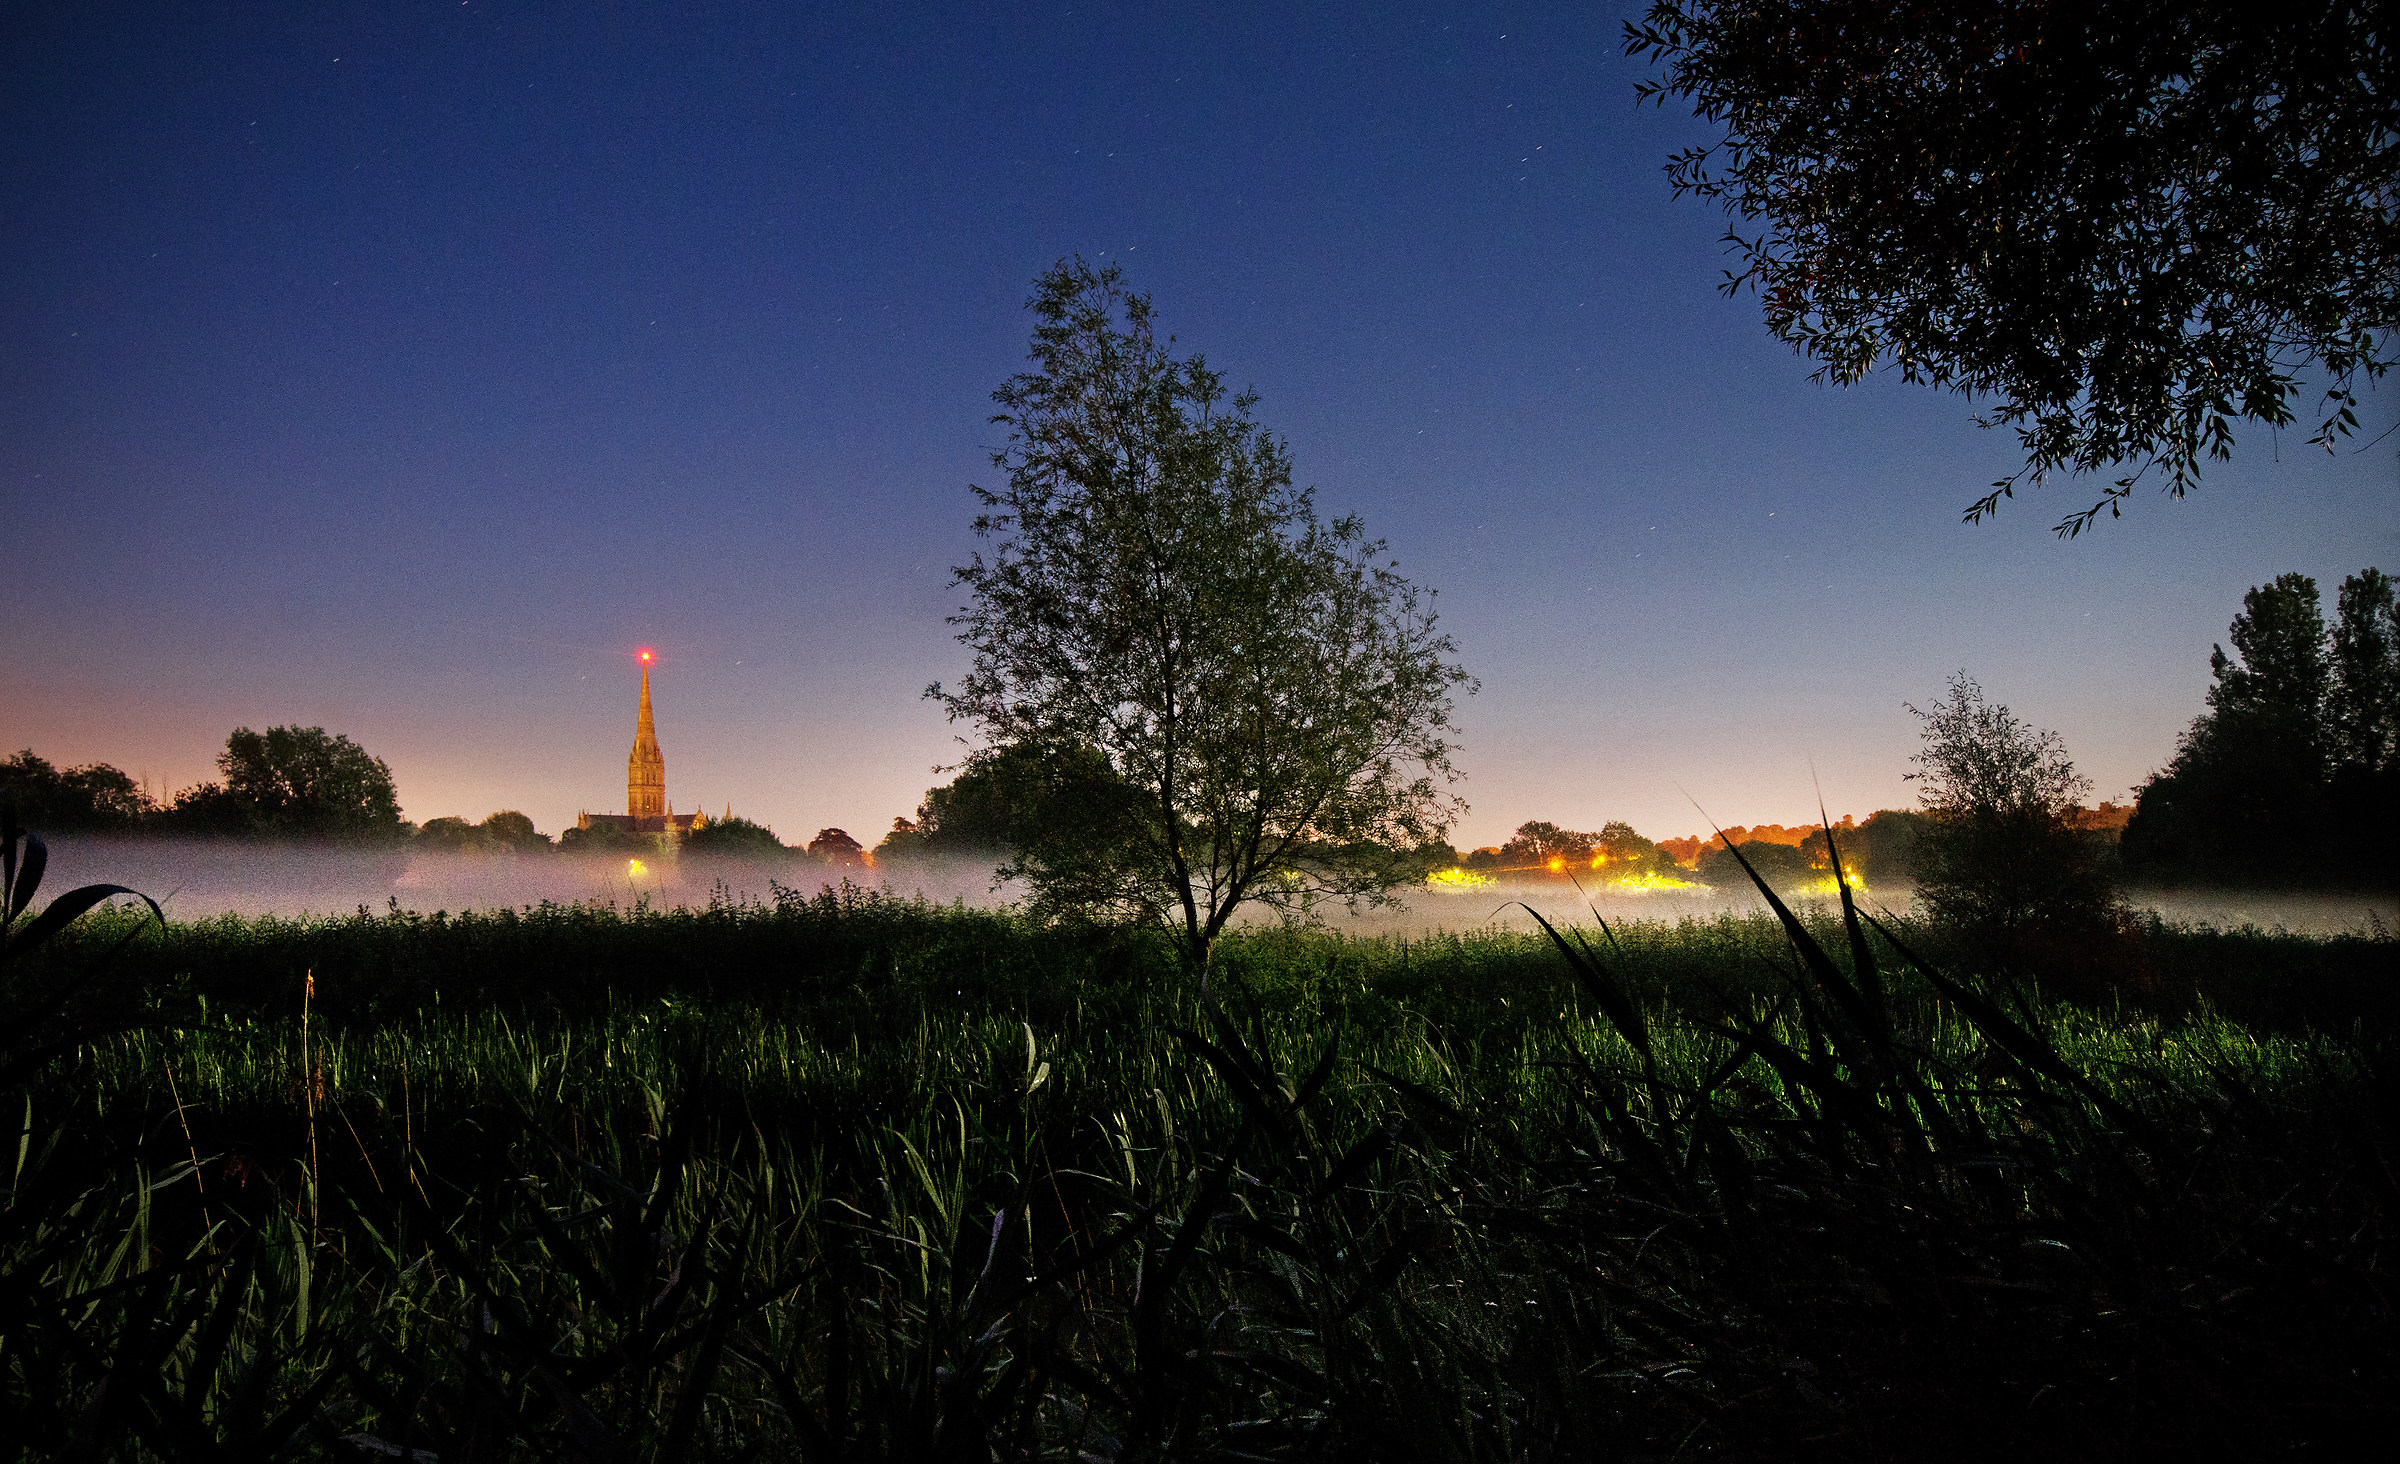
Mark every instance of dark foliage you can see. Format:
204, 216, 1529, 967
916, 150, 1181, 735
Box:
2126, 569, 2400, 885
0, 750, 152, 831
415, 809, 555, 853
155, 725, 407, 843
1628, 0, 2398, 535
681, 814, 786, 859
1696, 836, 1812, 888
805, 827, 866, 866
876, 740, 1095, 865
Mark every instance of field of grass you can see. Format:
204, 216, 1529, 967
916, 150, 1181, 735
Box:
5, 881, 2397, 1459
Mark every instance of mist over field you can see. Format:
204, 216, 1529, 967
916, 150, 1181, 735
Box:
35, 836, 2391, 938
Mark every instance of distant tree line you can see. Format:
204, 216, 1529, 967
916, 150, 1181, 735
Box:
2123, 568, 2400, 886
3, 727, 831, 863
3, 726, 404, 841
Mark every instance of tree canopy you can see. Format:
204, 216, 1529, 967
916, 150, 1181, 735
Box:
2124, 568, 2399, 883
806, 828, 866, 867
215, 725, 406, 842
683, 815, 786, 859
416, 810, 552, 853
934, 260, 1471, 969
874, 742, 1056, 865
1627, 0, 2397, 535
0, 751, 149, 832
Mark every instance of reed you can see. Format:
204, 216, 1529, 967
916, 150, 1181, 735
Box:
3, 842, 2394, 1457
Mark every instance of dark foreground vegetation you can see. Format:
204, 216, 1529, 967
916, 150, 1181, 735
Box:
6, 849, 2397, 1461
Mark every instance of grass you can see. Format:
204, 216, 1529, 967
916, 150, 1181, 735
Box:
4, 880, 2397, 1458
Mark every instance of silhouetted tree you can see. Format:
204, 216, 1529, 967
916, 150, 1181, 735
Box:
1627, 1, 2397, 535
1698, 839, 1813, 890
558, 823, 650, 854
156, 781, 250, 836
1594, 821, 1679, 879
875, 742, 1064, 865
0, 752, 151, 831
1500, 821, 1597, 868
419, 810, 550, 852
685, 815, 785, 859
1845, 808, 1931, 883
2330, 568, 2400, 774
1907, 673, 2119, 938
806, 828, 866, 867
933, 260, 1471, 970
202, 726, 405, 842
2128, 569, 2400, 884
414, 816, 482, 850
478, 811, 550, 851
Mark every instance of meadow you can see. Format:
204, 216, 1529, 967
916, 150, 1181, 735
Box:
5, 879, 2396, 1459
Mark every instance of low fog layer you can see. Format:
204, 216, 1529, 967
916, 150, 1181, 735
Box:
29, 838, 2393, 939
32, 838, 1010, 921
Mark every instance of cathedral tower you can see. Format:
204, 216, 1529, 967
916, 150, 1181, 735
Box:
628, 653, 666, 822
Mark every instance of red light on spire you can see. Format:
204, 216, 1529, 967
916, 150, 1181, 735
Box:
638, 649, 653, 662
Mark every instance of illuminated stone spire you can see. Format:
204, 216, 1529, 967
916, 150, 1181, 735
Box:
628, 654, 666, 822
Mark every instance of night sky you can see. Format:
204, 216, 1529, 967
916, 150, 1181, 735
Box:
6, 2, 2392, 851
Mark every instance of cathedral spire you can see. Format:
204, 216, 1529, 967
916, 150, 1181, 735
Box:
628, 651, 666, 822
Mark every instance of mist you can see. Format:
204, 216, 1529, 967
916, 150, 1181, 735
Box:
32, 838, 2389, 940
32, 837, 1010, 921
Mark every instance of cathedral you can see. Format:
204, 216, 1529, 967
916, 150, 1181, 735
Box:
575, 653, 707, 839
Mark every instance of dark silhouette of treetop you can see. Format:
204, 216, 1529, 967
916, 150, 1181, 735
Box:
1628, 1, 2397, 536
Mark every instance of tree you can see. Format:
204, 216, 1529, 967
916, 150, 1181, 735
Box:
558, 822, 651, 854
0, 752, 152, 831
2330, 568, 2400, 774
933, 260, 1472, 970
1595, 821, 1679, 879
2127, 576, 2328, 878
478, 810, 550, 851
419, 810, 551, 852
216, 725, 406, 841
1499, 821, 1597, 869
806, 828, 866, 867
414, 816, 481, 850
875, 742, 1059, 865
2124, 569, 2399, 883
2209, 573, 2333, 752
155, 781, 250, 836
1846, 808, 1932, 884
1699, 838, 1814, 890
1906, 673, 2118, 935
684, 815, 785, 859
1626, 1, 2397, 536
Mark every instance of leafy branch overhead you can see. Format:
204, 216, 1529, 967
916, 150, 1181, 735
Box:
1628, 1, 2397, 535
932, 259, 1472, 968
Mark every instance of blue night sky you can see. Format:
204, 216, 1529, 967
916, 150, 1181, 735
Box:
5, 2, 2393, 850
